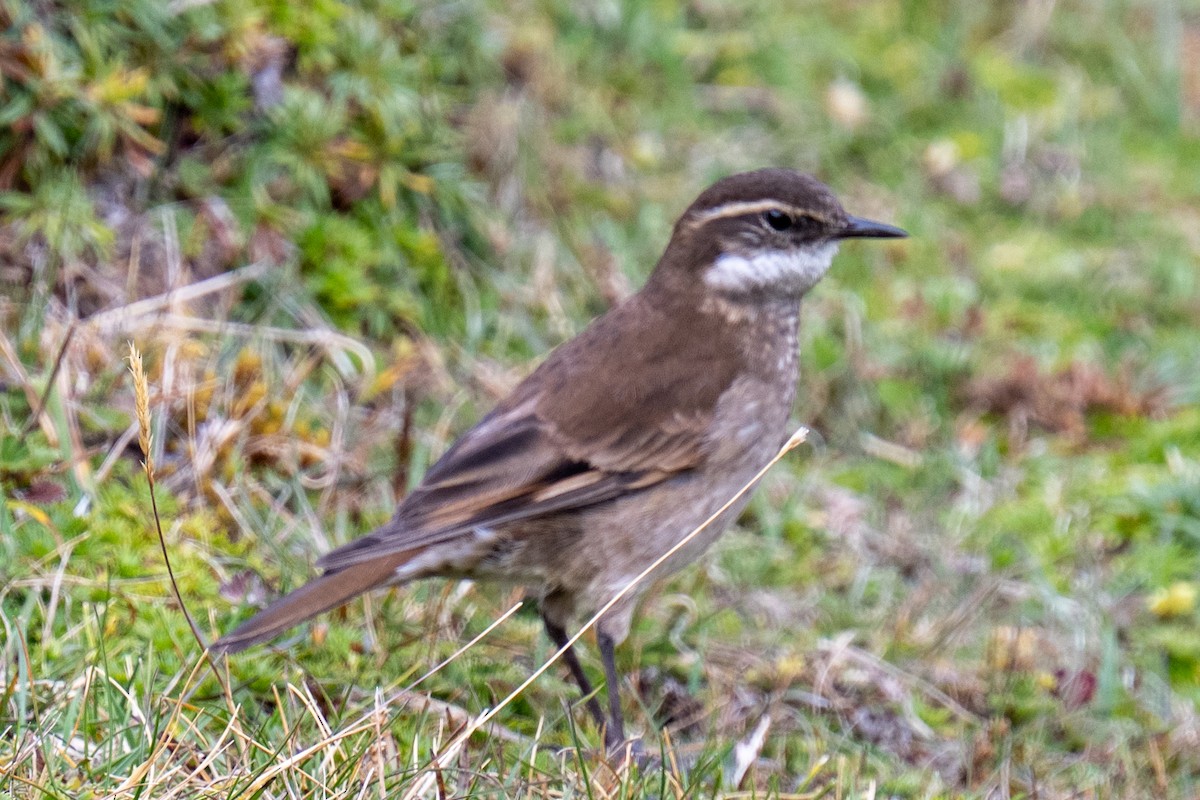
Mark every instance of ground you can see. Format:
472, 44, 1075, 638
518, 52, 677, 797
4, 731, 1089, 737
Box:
2, 0, 1200, 797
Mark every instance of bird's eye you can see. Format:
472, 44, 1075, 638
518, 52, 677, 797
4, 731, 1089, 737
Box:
763, 209, 793, 231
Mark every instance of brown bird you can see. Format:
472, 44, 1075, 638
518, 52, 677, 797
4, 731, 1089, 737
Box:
213, 168, 905, 749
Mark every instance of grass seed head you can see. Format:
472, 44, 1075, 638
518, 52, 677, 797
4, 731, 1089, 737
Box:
127, 341, 153, 474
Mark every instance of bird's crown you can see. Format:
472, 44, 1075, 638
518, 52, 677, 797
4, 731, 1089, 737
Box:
681, 169, 850, 234
645, 169, 905, 299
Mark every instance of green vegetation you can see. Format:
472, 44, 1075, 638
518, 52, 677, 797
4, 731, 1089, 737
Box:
3, 0, 1199, 796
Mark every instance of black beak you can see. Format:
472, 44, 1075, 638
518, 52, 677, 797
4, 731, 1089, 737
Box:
838, 215, 908, 239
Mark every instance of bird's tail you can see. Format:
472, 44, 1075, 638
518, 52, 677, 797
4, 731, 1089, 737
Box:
210, 549, 417, 654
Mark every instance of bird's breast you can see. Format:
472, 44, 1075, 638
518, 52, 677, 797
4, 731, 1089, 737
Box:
705, 299, 802, 462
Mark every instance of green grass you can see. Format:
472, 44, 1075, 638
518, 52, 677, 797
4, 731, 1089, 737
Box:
3, 0, 1200, 796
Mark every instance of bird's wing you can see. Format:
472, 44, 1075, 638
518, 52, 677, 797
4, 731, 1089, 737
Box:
316, 297, 743, 572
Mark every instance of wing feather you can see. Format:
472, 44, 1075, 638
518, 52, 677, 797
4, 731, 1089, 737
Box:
317, 293, 744, 572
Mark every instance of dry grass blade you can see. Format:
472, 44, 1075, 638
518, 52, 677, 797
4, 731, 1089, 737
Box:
0, 325, 60, 446
88, 261, 273, 332
729, 714, 770, 788
817, 637, 977, 723
128, 313, 377, 383
388, 690, 531, 746
401, 601, 525, 694
18, 320, 76, 437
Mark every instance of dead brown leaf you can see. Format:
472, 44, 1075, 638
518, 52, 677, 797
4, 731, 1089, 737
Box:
961, 355, 1168, 442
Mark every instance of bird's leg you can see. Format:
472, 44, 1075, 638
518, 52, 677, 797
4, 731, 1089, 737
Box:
597, 631, 625, 751
542, 614, 607, 730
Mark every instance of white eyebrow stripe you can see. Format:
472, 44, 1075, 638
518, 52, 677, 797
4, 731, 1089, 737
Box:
687, 200, 829, 227
690, 200, 792, 223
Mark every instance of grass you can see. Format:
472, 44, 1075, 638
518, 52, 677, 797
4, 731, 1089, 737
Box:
3, 0, 1200, 796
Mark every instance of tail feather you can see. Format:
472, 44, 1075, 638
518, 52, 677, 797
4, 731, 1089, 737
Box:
211, 550, 417, 654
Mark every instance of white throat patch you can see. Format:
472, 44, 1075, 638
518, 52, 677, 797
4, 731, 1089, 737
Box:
704, 242, 839, 296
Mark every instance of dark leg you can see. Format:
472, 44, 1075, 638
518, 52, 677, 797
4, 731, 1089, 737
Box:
597, 631, 625, 750
542, 614, 607, 730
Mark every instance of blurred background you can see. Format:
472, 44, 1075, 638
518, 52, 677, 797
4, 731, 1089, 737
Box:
2, 0, 1199, 796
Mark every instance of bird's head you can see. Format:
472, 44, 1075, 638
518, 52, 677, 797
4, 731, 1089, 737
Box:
654, 169, 906, 300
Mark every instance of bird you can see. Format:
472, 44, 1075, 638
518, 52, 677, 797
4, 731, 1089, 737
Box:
212, 168, 906, 750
